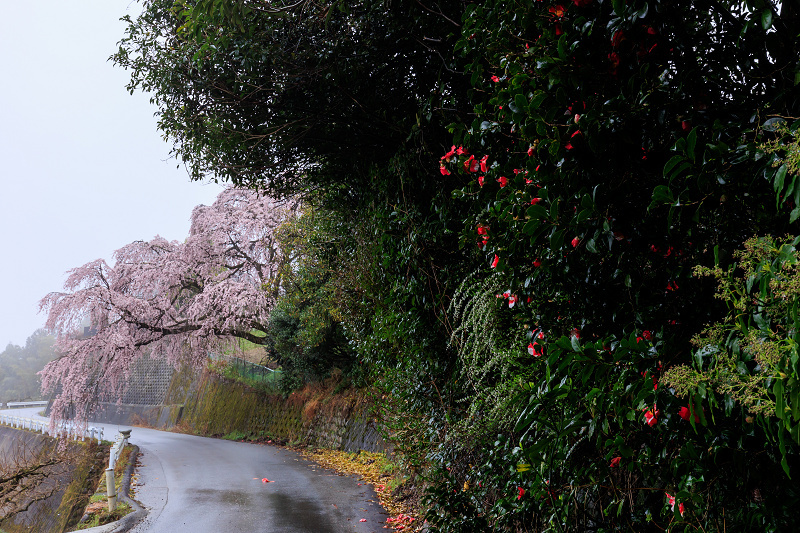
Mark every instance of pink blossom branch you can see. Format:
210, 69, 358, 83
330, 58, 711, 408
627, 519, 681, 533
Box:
39, 188, 298, 425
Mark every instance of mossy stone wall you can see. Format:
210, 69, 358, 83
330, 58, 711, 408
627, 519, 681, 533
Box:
169, 370, 390, 453
0, 427, 107, 533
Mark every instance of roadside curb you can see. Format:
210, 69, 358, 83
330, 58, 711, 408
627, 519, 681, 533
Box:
76, 445, 147, 533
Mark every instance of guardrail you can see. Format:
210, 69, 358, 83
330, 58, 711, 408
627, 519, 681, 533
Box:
209, 352, 282, 388
0, 414, 104, 443
4, 401, 49, 409
105, 429, 131, 512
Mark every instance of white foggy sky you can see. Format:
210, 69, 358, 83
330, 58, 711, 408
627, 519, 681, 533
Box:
0, 1, 225, 346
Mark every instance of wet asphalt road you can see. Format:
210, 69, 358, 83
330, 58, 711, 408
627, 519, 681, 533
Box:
5, 408, 387, 533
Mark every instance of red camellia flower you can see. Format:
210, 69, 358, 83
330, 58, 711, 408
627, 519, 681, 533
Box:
527, 146, 535, 157
573, 0, 591, 6
533, 259, 542, 267
528, 342, 542, 357
609, 457, 621, 468
678, 405, 701, 423
477, 225, 489, 235
642, 330, 653, 341
491, 254, 499, 268
456, 146, 469, 155
531, 197, 541, 205
480, 155, 489, 172
566, 130, 582, 150
548, 5, 566, 17
571, 237, 580, 248
497, 176, 508, 187
441, 145, 457, 162
666, 493, 685, 516
644, 408, 660, 427
608, 51, 621, 70
439, 165, 450, 176
517, 487, 525, 500
508, 294, 517, 308
464, 155, 480, 173
478, 176, 485, 187
491, 75, 500, 82
611, 30, 625, 48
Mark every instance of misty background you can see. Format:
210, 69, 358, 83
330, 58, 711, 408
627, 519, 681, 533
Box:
0, 1, 224, 355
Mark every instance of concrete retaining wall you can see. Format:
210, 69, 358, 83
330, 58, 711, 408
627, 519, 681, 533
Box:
0, 427, 106, 533
88, 364, 391, 455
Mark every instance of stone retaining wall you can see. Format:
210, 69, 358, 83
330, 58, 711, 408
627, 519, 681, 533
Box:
0, 427, 105, 533
176, 372, 391, 454
89, 365, 391, 455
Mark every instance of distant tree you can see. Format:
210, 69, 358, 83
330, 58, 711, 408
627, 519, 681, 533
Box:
39, 188, 297, 422
0, 330, 56, 403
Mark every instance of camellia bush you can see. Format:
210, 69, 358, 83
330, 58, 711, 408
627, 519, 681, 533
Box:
426, 0, 800, 531
107, 0, 800, 530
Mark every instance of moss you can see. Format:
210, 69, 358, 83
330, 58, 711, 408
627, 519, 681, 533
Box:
53, 441, 109, 533
175, 371, 383, 452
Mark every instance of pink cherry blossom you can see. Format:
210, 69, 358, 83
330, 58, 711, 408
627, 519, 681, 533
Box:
39, 188, 298, 425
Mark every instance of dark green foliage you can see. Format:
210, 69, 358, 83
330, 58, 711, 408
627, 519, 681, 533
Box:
113, 0, 471, 200
424, 0, 800, 530
115, 0, 800, 530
